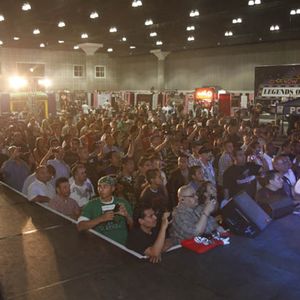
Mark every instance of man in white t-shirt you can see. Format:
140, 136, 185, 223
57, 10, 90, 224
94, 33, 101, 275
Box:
27, 165, 55, 202
69, 164, 95, 208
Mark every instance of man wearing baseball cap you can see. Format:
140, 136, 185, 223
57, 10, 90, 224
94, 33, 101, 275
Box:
77, 175, 133, 245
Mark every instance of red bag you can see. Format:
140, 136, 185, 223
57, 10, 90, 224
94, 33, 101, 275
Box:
181, 232, 231, 254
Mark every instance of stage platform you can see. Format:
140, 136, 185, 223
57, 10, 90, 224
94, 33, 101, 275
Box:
1, 183, 300, 300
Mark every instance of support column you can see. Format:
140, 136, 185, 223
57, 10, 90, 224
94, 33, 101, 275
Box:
78, 43, 103, 92
150, 49, 170, 91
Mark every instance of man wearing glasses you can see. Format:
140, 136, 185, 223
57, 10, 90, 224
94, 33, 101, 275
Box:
169, 185, 219, 244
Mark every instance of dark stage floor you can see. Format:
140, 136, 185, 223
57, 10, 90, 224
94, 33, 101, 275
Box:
1, 183, 300, 300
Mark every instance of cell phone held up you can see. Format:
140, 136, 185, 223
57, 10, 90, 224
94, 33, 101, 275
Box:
113, 204, 120, 213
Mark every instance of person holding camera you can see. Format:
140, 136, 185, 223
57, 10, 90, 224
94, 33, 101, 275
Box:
77, 176, 133, 245
169, 182, 223, 244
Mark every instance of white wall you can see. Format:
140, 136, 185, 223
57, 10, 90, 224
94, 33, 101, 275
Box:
0, 47, 117, 92
1, 40, 300, 93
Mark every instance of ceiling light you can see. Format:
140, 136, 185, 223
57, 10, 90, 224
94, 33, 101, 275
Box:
81, 33, 88, 39
107, 48, 113, 52
189, 10, 199, 17
233, 18, 242, 24
121, 36, 127, 41
248, 0, 261, 6
156, 40, 163, 46
225, 31, 233, 36
150, 32, 157, 37
145, 19, 153, 26
40, 43, 45, 47
22, 3, 31, 11
187, 36, 195, 41
33, 28, 40, 35
270, 25, 279, 31
90, 11, 99, 19
58, 40, 64, 44
291, 8, 300, 15
13, 37, 20, 41
109, 27, 117, 33
0, 15, 5, 22
0, 40, 3, 45
58, 21, 66, 28
130, 45, 136, 49
132, 0, 142, 8
186, 26, 195, 31
73, 45, 79, 50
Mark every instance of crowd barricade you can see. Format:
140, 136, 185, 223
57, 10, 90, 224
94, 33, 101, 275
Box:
0, 181, 181, 259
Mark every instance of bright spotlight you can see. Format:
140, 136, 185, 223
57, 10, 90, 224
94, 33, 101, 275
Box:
9, 76, 28, 89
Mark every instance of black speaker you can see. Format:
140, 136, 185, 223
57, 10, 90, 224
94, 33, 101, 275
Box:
260, 196, 294, 219
222, 192, 272, 238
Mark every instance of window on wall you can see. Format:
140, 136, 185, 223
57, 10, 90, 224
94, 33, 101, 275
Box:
73, 65, 84, 77
17, 63, 45, 77
95, 65, 106, 78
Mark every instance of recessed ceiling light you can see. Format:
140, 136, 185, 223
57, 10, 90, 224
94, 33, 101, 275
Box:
107, 48, 113, 52
109, 27, 117, 33
232, 18, 242, 24
90, 11, 99, 19
297, 9, 300, 14
156, 40, 163, 46
186, 26, 195, 31
187, 36, 195, 41
225, 31, 233, 36
73, 45, 79, 50
0, 15, 5, 22
58, 21, 66, 28
145, 19, 153, 26
248, 0, 261, 6
150, 32, 157, 37
13, 37, 20, 41
33, 28, 40, 35
0, 40, 3, 45
22, 3, 31, 11
40, 43, 45, 48
132, 0, 142, 8
130, 45, 136, 49
121, 36, 127, 41
270, 24, 280, 31
189, 10, 199, 17
81, 33, 88, 39
58, 40, 64, 44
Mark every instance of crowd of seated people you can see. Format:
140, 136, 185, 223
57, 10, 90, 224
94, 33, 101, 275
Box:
1, 103, 300, 263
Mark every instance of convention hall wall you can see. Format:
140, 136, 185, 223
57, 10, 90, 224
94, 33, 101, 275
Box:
0, 40, 300, 93
0, 47, 117, 92
116, 40, 300, 91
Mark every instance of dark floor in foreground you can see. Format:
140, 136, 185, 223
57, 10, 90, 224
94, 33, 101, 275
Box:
0, 183, 300, 300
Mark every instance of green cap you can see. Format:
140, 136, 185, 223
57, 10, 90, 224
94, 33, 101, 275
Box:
98, 176, 116, 186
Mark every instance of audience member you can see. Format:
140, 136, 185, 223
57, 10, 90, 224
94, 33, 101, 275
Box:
49, 177, 80, 219
77, 176, 133, 245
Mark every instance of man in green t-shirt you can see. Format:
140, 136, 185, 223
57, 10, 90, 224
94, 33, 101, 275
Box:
77, 176, 133, 245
